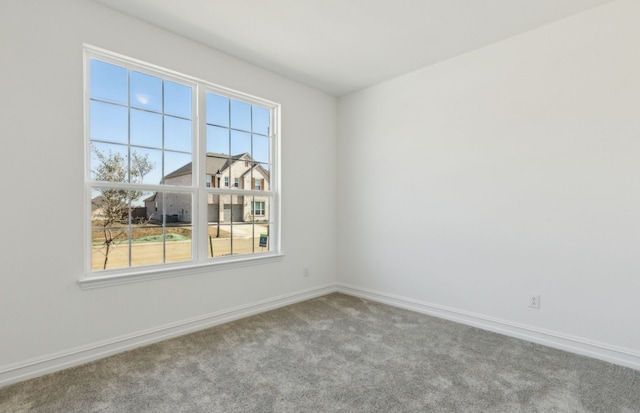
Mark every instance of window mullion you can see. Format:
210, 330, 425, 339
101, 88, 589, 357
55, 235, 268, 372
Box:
196, 86, 209, 263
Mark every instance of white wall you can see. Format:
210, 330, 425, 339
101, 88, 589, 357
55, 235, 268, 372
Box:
0, 0, 337, 383
2, 0, 639, 386
338, 0, 640, 368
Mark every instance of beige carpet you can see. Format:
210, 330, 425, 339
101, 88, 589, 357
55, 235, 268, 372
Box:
1, 293, 639, 412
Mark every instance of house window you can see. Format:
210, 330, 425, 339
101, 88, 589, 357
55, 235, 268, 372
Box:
84, 46, 280, 282
252, 201, 265, 216
255, 179, 262, 191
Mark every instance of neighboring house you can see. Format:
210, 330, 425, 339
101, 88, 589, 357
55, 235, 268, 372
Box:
143, 193, 159, 221
146, 152, 270, 223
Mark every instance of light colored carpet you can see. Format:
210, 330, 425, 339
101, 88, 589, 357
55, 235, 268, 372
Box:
1, 293, 639, 412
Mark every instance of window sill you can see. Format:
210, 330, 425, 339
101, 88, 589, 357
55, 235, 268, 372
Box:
78, 253, 285, 290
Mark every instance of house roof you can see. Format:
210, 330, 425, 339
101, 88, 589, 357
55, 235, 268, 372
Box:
240, 163, 270, 181
163, 162, 193, 180
143, 193, 157, 202
163, 152, 261, 181
206, 152, 245, 176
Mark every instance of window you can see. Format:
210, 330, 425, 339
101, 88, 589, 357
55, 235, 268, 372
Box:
254, 178, 262, 191
252, 201, 265, 216
85, 46, 279, 280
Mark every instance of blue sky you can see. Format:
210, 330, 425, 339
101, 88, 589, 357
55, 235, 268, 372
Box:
90, 59, 271, 186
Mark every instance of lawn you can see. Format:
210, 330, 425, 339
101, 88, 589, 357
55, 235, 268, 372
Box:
91, 221, 268, 271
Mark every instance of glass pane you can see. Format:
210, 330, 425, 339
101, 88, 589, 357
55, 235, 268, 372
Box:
91, 226, 130, 271
90, 187, 130, 226
216, 194, 231, 222
226, 155, 249, 190
165, 192, 192, 263
130, 147, 162, 185
130, 71, 162, 112
232, 195, 246, 222
206, 125, 229, 156
252, 105, 270, 135
131, 190, 161, 267
249, 165, 270, 191
90, 142, 128, 183
164, 151, 192, 186
90, 59, 127, 105
257, 163, 271, 190
207, 194, 221, 222
252, 134, 269, 164
90, 187, 133, 271
248, 196, 270, 223
143, 191, 161, 223
164, 116, 192, 152
206, 93, 229, 127
246, 197, 256, 223
231, 224, 260, 256
230, 130, 251, 156
131, 190, 153, 222
208, 224, 230, 258
130, 109, 162, 148
166, 223, 192, 263
164, 81, 192, 119
205, 153, 230, 188
163, 192, 193, 223
90, 101, 127, 144
230, 100, 251, 132
131, 224, 163, 267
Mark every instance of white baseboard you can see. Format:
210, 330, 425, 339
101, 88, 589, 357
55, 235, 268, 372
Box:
0, 284, 337, 388
4, 282, 637, 388
337, 283, 640, 371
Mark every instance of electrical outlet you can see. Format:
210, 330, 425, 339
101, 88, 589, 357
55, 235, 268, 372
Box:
303, 266, 310, 277
528, 293, 540, 309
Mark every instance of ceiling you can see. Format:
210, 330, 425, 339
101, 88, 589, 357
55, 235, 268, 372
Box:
92, 0, 615, 96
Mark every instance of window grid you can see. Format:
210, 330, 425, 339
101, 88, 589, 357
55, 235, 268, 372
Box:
85, 46, 279, 278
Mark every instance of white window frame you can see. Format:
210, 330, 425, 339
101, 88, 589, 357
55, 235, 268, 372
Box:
81, 45, 282, 289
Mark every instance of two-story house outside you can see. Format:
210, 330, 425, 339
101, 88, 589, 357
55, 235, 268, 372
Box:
145, 152, 270, 223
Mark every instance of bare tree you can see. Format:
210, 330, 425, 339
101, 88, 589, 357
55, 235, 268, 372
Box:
92, 147, 153, 270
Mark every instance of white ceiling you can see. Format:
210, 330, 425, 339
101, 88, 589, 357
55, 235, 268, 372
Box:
92, 0, 615, 96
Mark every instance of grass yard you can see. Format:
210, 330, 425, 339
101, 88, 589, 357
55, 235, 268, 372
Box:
91, 222, 269, 271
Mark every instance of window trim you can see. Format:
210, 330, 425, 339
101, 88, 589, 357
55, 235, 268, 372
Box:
81, 45, 281, 287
